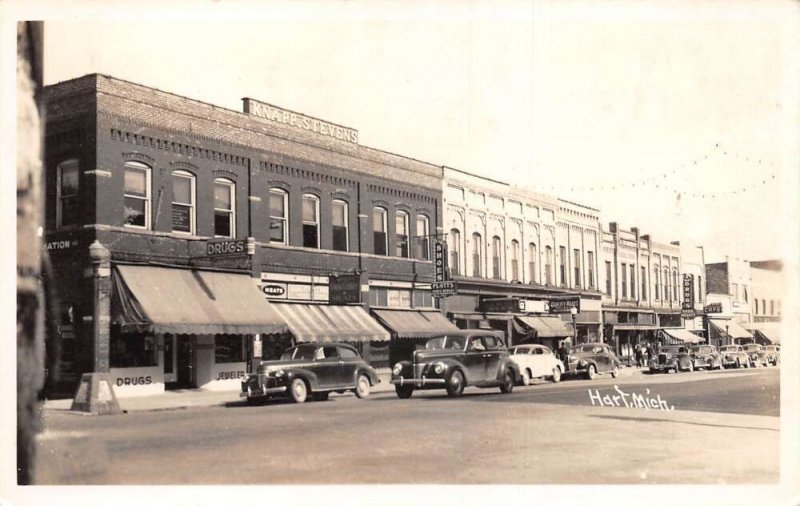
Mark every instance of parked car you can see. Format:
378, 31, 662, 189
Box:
719, 345, 750, 369
742, 343, 769, 367
508, 344, 565, 385
241, 343, 380, 404
649, 345, 694, 373
763, 345, 780, 366
689, 344, 723, 371
390, 330, 521, 398
563, 342, 621, 380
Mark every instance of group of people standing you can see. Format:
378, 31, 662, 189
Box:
634, 344, 655, 367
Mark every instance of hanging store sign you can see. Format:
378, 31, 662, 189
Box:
434, 240, 449, 282
432, 280, 457, 297
262, 283, 287, 299
548, 297, 581, 314
518, 299, 549, 314
704, 303, 723, 314
480, 298, 518, 313
681, 309, 696, 319
329, 273, 361, 304
682, 274, 694, 310
243, 98, 359, 144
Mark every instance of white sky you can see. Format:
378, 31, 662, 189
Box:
33, 0, 800, 263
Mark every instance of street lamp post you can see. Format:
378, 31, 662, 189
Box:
725, 324, 730, 347
570, 307, 578, 347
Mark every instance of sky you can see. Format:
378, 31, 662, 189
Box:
33, 0, 800, 263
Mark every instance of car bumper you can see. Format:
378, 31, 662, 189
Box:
391, 376, 446, 386
649, 364, 674, 372
240, 385, 288, 398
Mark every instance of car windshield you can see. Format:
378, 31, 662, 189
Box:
425, 336, 466, 351
690, 347, 706, 354
509, 347, 526, 355
660, 347, 683, 353
719, 346, 737, 353
280, 345, 316, 361
743, 345, 761, 351
572, 344, 597, 354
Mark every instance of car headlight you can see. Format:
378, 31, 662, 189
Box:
433, 361, 446, 374
568, 355, 578, 363
578, 359, 587, 367
392, 363, 403, 375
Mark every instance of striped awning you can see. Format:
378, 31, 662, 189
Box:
515, 315, 574, 338
743, 323, 782, 344
271, 303, 390, 343
660, 328, 704, 344
709, 319, 753, 339
372, 309, 460, 340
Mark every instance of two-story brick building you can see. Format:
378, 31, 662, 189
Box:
43, 74, 456, 397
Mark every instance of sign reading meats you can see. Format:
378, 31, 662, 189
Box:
243, 98, 359, 144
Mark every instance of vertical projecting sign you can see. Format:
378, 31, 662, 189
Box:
432, 240, 456, 297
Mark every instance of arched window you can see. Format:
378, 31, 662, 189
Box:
663, 267, 669, 301
527, 242, 537, 284
653, 266, 660, 301
331, 199, 348, 251
213, 178, 235, 237
302, 194, 320, 248
269, 188, 288, 245
373, 207, 388, 255
415, 215, 430, 260
171, 170, 195, 235
672, 269, 679, 302
510, 240, 520, 282
472, 232, 483, 278
448, 228, 461, 276
492, 236, 503, 279
395, 210, 409, 257
124, 161, 151, 229
56, 159, 80, 228
544, 246, 553, 286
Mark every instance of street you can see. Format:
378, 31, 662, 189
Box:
35, 367, 779, 485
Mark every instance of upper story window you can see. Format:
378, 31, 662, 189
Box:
653, 266, 660, 301
640, 266, 647, 301
395, 210, 409, 257
448, 228, 461, 276
415, 215, 430, 260
124, 161, 151, 229
621, 263, 628, 298
731, 282, 738, 301
663, 267, 669, 301
171, 170, 195, 235
302, 194, 320, 249
213, 178, 235, 237
630, 264, 636, 299
743, 285, 749, 303
559, 246, 567, 286
373, 207, 388, 256
697, 275, 703, 302
56, 159, 80, 228
472, 232, 483, 277
573, 249, 581, 288
754, 297, 759, 314
605, 261, 612, 295
269, 188, 288, 245
492, 236, 503, 279
331, 199, 348, 252
587, 251, 595, 289
545, 246, 553, 286
672, 269, 679, 301
510, 240, 520, 282
528, 243, 537, 284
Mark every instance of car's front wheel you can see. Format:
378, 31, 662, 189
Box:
687, 361, 694, 373
289, 378, 308, 403
521, 369, 531, 386
500, 369, 514, 394
611, 364, 620, 378
354, 374, 371, 399
551, 367, 562, 383
446, 370, 465, 398
395, 385, 414, 399
585, 364, 597, 380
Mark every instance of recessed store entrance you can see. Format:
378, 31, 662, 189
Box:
173, 335, 196, 389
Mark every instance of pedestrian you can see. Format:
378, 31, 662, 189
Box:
635, 346, 643, 367
642, 345, 650, 367
557, 340, 569, 368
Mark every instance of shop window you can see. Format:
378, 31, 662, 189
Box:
545, 246, 553, 286
213, 178, 235, 237
472, 232, 483, 277
171, 170, 195, 234
269, 188, 288, 245
492, 236, 502, 279
605, 261, 612, 295
373, 207, 388, 255
123, 161, 151, 229
621, 263, 627, 298
331, 199, 349, 251
302, 194, 320, 248
559, 246, 567, 286
641, 266, 647, 301
413, 290, 433, 308
395, 210, 409, 257
510, 240, 520, 282
448, 229, 461, 276
587, 251, 594, 289
56, 159, 80, 228
388, 289, 412, 307
370, 287, 388, 306
215, 335, 245, 363
630, 264, 636, 299
110, 328, 156, 368
528, 243, 537, 284
573, 248, 581, 288
415, 215, 430, 260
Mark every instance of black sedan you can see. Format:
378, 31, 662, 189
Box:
241, 343, 380, 404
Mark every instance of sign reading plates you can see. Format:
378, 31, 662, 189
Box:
682, 274, 695, 310
704, 302, 723, 314
432, 280, 457, 297
548, 297, 581, 314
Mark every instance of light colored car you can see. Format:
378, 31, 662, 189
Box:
508, 344, 565, 385
763, 345, 780, 366
742, 343, 769, 367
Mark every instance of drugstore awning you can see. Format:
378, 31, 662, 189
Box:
660, 327, 704, 344
709, 319, 753, 339
273, 303, 390, 343
112, 265, 287, 335
372, 309, 460, 340
515, 315, 574, 338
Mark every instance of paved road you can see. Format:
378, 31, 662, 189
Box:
34, 367, 779, 485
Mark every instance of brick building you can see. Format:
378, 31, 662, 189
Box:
705, 258, 755, 345
43, 74, 453, 397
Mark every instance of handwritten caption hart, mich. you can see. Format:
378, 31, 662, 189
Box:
588, 385, 675, 410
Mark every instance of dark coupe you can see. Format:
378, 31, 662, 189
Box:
241, 343, 380, 404
649, 345, 694, 373
390, 331, 521, 398
563, 342, 622, 380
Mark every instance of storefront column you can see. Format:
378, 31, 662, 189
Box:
87, 240, 111, 373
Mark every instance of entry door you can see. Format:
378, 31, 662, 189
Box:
163, 334, 177, 383
176, 336, 196, 388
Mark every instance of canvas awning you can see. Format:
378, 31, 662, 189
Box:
743, 323, 781, 344
372, 309, 460, 340
272, 303, 390, 343
112, 264, 287, 335
661, 327, 704, 344
515, 315, 574, 338
613, 324, 656, 331
709, 319, 753, 339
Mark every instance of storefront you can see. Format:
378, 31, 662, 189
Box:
658, 327, 704, 345
603, 308, 657, 363
111, 263, 288, 397
372, 308, 460, 365
707, 318, 754, 346
743, 322, 781, 345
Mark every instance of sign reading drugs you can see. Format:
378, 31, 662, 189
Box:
548, 297, 581, 314
434, 240, 449, 282
682, 274, 695, 310
206, 238, 252, 257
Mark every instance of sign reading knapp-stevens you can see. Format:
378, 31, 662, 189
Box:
243, 98, 359, 144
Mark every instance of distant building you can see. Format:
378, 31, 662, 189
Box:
705, 258, 755, 345
745, 260, 783, 345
